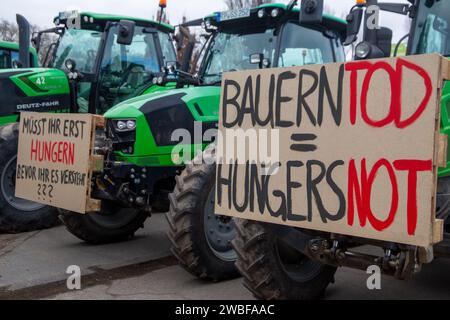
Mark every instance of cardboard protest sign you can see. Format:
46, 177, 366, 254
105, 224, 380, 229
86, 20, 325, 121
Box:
215, 54, 450, 247
15, 112, 98, 214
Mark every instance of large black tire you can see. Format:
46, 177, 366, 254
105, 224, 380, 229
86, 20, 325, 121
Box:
436, 177, 450, 232
0, 123, 59, 233
59, 203, 149, 244
166, 150, 239, 281
233, 219, 337, 300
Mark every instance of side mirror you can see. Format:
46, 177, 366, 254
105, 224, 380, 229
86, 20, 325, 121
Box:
117, 20, 135, 45
344, 8, 364, 46
376, 27, 393, 57
299, 0, 323, 25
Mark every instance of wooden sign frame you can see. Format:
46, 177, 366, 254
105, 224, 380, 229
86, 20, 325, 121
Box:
215, 54, 450, 247
15, 112, 105, 214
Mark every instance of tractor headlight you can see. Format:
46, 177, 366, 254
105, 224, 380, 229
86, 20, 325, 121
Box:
117, 121, 127, 131
271, 8, 280, 18
114, 119, 136, 132
257, 9, 266, 18
126, 120, 137, 130
108, 119, 137, 155
355, 41, 371, 59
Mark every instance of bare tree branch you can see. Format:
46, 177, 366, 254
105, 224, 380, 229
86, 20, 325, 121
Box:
0, 19, 58, 65
0, 19, 19, 42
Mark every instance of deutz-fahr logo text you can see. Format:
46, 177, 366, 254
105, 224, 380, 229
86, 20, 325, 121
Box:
17, 101, 60, 111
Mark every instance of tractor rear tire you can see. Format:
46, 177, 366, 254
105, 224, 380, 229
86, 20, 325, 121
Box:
166, 150, 239, 281
59, 204, 149, 244
233, 219, 337, 300
0, 123, 59, 233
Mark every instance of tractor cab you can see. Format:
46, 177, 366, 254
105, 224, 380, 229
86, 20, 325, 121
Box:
34, 12, 177, 115
197, 4, 347, 86
0, 41, 38, 68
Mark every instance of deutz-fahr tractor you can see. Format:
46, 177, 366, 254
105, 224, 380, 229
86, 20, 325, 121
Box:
0, 40, 39, 69
229, 0, 450, 300
0, 10, 178, 233
58, 3, 348, 282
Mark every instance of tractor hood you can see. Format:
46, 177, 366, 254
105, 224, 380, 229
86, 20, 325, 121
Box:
104, 85, 221, 165
0, 68, 70, 119
104, 85, 221, 121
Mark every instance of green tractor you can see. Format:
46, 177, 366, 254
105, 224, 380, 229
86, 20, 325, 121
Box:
0, 11, 178, 233
0, 41, 39, 69
230, 0, 450, 300
58, 3, 347, 281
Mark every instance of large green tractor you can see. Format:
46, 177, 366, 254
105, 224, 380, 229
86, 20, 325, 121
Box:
0, 11, 178, 233
58, 3, 348, 281
230, 0, 450, 300
0, 41, 38, 69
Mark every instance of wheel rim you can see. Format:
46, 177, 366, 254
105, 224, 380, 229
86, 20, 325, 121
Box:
203, 186, 237, 262
89, 206, 142, 229
1, 156, 46, 212
275, 238, 324, 282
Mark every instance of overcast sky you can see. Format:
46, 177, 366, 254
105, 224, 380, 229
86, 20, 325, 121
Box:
1, 0, 410, 39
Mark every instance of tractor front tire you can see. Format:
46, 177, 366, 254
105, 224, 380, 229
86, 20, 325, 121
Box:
233, 219, 337, 300
59, 204, 149, 244
166, 150, 238, 281
0, 123, 59, 233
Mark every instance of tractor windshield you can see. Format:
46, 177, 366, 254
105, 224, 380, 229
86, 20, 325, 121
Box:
278, 22, 344, 67
410, 0, 450, 56
200, 22, 344, 85
201, 26, 277, 85
52, 28, 102, 73
96, 26, 174, 113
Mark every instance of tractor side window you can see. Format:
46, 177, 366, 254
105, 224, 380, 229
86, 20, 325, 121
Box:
53, 28, 102, 73
278, 22, 335, 67
0, 50, 33, 68
0, 49, 11, 68
11, 51, 19, 66
158, 31, 177, 64
97, 26, 162, 114
52, 29, 101, 114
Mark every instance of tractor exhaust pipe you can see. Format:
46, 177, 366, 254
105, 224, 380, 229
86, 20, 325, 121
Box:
179, 26, 196, 73
17, 14, 31, 68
